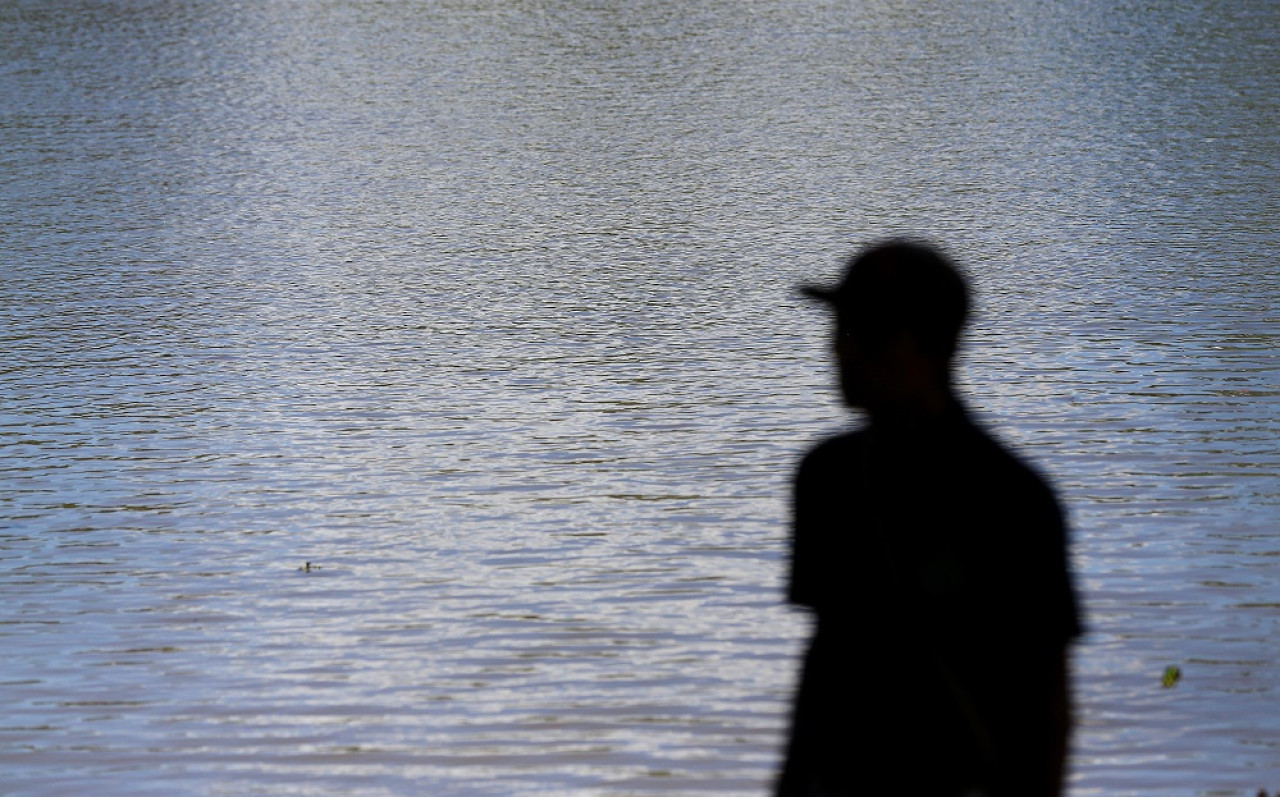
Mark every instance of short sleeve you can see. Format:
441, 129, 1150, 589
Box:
787, 449, 822, 608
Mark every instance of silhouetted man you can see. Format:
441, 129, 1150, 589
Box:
776, 241, 1082, 797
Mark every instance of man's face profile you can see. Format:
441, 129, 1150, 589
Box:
833, 318, 945, 413
833, 319, 889, 410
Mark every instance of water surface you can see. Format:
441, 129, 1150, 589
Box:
2, 1, 1277, 794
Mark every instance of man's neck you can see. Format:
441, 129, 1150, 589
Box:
866, 387, 961, 430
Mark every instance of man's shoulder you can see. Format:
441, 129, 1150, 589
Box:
936, 418, 1067, 542
799, 428, 869, 471
955, 418, 1058, 494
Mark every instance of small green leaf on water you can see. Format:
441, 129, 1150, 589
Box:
1162, 665, 1181, 688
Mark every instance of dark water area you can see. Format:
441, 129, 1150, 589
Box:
1, 1, 1277, 794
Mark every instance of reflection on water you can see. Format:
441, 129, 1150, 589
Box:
2, 0, 1277, 794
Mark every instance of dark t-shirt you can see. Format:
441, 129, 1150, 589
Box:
781, 408, 1082, 794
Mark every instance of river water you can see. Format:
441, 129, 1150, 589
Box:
1, 1, 1277, 795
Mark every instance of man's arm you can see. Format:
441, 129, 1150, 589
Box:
787, 449, 820, 609
1046, 645, 1072, 797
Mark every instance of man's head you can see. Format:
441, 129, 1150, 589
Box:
801, 240, 970, 413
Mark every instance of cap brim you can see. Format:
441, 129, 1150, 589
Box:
797, 283, 840, 303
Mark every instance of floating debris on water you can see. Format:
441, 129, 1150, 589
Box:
1161, 665, 1181, 688
298, 562, 322, 573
